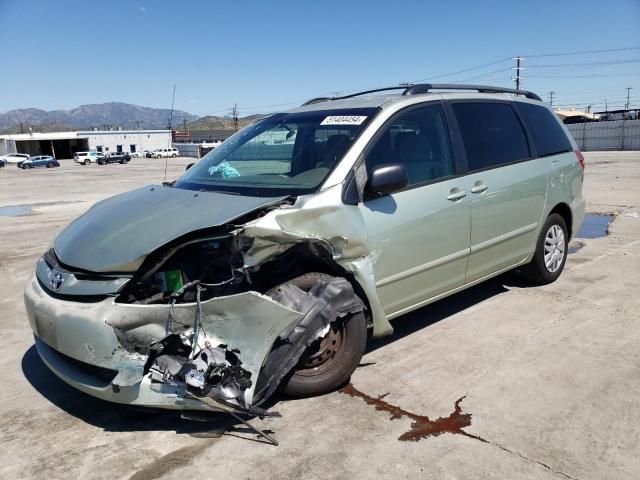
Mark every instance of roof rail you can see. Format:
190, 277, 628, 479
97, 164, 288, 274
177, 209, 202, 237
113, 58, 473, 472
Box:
301, 83, 541, 106
402, 84, 542, 101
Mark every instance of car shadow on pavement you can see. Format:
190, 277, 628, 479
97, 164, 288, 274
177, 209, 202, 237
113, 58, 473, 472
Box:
366, 270, 532, 353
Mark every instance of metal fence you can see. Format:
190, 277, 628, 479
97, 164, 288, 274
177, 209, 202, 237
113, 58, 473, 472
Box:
566, 119, 640, 151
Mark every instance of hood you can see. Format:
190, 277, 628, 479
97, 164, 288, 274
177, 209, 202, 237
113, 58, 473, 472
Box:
54, 185, 286, 272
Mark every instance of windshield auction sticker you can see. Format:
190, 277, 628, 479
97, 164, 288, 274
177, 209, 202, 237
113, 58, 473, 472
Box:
320, 115, 368, 125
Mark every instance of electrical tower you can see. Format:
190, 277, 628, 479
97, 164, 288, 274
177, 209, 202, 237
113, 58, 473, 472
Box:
231, 104, 239, 132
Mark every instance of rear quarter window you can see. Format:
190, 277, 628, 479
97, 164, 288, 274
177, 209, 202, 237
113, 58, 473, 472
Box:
452, 102, 530, 171
515, 102, 573, 157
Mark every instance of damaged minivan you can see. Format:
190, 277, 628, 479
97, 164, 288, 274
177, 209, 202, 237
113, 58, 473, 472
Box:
25, 84, 585, 416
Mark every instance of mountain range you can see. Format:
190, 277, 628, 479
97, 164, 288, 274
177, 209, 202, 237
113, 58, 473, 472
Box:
0, 102, 252, 133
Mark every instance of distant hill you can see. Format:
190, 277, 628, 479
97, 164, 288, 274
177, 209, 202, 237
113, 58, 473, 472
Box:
183, 114, 266, 131
0, 122, 75, 134
0, 102, 198, 132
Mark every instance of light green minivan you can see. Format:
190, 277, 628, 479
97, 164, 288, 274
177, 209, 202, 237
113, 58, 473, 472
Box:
25, 84, 585, 416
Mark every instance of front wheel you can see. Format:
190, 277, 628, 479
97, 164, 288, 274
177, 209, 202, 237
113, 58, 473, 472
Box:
83, 159, 90, 166
521, 213, 568, 284
47, 162, 54, 168
265, 272, 367, 398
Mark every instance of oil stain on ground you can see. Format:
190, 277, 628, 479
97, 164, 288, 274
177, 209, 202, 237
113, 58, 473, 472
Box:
340, 383, 487, 443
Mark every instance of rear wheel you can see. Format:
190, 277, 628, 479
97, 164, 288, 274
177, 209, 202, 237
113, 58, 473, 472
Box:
83, 159, 90, 166
47, 162, 54, 168
521, 213, 568, 284
266, 272, 367, 398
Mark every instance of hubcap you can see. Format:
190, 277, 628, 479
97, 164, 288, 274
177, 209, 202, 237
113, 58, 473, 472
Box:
544, 224, 566, 273
296, 322, 345, 376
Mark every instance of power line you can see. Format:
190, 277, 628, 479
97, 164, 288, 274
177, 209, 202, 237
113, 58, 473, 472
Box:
526, 72, 640, 79
527, 58, 640, 68
409, 57, 512, 83
452, 66, 513, 83
523, 46, 640, 58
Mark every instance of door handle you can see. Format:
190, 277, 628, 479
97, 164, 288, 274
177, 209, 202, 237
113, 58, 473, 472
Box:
447, 189, 467, 201
470, 183, 488, 194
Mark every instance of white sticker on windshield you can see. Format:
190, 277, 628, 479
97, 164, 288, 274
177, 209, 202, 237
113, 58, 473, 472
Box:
320, 115, 368, 126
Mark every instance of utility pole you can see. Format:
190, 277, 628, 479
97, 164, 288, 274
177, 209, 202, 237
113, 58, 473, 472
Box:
231, 104, 239, 132
183, 117, 187, 133
548, 91, 555, 106
604, 99, 608, 112
19, 121, 24, 134
625, 87, 632, 110
513, 56, 524, 90
168, 84, 176, 131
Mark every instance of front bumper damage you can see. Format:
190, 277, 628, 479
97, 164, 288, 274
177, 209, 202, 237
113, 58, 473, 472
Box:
25, 261, 363, 414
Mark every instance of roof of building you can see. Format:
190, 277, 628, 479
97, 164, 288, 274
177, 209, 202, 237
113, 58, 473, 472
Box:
0, 129, 170, 141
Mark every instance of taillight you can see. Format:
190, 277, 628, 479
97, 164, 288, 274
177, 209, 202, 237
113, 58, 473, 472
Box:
575, 150, 585, 170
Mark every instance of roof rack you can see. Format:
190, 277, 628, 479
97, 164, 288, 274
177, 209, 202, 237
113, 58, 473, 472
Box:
301, 83, 541, 106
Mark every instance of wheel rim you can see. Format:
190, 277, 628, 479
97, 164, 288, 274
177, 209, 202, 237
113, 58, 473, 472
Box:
544, 224, 566, 273
296, 322, 346, 376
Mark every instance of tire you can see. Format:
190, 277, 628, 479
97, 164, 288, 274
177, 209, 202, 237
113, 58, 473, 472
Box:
521, 213, 568, 284
47, 162, 54, 168
172, 154, 177, 158
265, 272, 367, 398
83, 159, 90, 166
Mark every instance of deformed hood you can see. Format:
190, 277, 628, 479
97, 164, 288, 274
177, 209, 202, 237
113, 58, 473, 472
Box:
54, 185, 286, 272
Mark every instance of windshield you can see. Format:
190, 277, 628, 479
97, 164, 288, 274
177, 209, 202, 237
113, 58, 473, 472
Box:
175, 108, 378, 196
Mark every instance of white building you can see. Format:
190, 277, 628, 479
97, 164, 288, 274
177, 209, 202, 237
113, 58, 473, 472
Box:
0, 129, 172, 159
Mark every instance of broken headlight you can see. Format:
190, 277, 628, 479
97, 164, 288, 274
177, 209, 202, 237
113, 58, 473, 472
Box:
118, 236, 246, 304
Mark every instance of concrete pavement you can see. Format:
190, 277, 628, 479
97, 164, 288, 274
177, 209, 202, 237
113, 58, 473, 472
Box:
0, 153, 638, 479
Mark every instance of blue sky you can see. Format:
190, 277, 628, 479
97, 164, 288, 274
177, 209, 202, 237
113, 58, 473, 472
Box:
0, 0, 638, 115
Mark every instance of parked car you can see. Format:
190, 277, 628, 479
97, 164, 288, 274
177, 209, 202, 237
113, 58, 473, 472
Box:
98, 152, 131, 165
24, 84, 585, 416
1, 153, 30, 164
151, 148, 179, 158
74, 151, 105, 165
18, 155, 59, 169
130, 151, 147, 158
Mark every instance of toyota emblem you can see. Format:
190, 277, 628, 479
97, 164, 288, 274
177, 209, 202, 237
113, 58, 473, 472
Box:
50, 271, 64, 291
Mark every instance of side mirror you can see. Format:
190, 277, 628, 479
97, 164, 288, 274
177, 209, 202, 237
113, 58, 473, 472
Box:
365, 164, 408, 198
186, 162, 195, 171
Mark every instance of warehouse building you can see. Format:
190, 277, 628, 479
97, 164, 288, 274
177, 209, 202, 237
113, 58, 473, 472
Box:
0, 129, 172, 159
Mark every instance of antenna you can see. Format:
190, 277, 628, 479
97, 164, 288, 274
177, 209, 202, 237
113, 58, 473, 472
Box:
164, 84, 176, 182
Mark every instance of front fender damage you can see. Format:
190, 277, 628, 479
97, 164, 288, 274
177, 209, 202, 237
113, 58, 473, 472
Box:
106, 184, 386, 414
108, 279, 363, 414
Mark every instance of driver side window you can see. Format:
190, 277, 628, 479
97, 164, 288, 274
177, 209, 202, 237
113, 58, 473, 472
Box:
366, 104, 454, 186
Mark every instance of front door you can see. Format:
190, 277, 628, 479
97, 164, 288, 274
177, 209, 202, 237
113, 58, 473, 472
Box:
359, 103, 471, 318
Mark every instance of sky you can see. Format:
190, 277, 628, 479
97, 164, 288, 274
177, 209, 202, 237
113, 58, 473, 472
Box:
0, 0, 639, 116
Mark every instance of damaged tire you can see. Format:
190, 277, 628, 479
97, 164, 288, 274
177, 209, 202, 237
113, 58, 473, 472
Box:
266, 272, 367, 398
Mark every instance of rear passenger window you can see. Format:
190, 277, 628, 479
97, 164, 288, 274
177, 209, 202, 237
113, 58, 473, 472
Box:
366, 104, 454, 186
452, 102, 530, 171
515, 103, 572, 157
